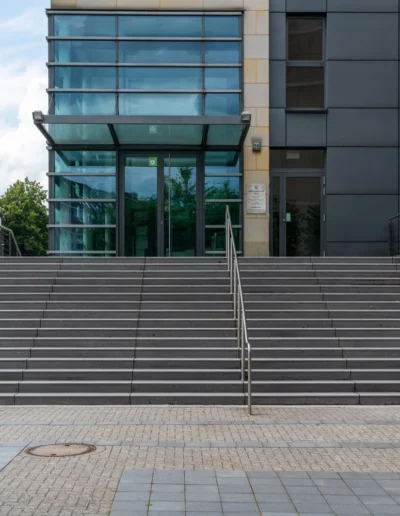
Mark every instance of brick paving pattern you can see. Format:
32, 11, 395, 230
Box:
0, 406, 399, 515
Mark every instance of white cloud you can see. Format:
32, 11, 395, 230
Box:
0, 6, 48, 194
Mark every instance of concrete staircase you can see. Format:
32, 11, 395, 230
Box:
240, 257, 400, 405
0, 256, 399, 405
0, 257, 241, 405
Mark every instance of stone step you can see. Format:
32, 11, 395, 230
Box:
252, 381, 355, 393
359, 393, 400, 404
251, 393, 360, 405
15, 380, 243, 394
351, 369, 400, 380
251, 370, 351, 380
14, 393, 132, 405
18, 381, 132, 393
21, 369, 240, 381
1, 347, 238, 359
128, 393, 244, 404
355, 381, 400, 392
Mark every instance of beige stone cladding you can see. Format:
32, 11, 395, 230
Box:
50, 0, 270, 256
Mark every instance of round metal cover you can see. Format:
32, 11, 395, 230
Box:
27, 444, 96, 457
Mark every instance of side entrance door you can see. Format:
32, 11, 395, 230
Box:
272, 172, 324, 256
122, 153, 200, 257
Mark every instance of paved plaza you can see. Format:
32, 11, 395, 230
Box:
1, 406, 400, 515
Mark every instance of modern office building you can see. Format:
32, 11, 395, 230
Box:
34, 0, 400, 257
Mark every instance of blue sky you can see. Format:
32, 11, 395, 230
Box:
0, 0, 48, 193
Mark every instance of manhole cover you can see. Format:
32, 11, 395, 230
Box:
27, 444, 96, 457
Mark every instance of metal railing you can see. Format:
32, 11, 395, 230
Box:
389, 214, 400, 256
225, 206, 252, 415
0, 225, 21, 257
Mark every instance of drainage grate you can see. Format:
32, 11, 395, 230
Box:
27, 444, 96, 457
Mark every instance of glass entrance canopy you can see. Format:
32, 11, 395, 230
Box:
33, 114, 251, 149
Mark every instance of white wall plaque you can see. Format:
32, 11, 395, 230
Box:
247, 184, 267, 214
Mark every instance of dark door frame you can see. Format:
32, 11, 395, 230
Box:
118, 150, 204, 257
270, 169, 325, 257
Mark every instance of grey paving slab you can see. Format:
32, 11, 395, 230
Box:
111, 469, 400, 516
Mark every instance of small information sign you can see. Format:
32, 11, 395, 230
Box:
247, 184, 267, 214
149, 157, 158, 167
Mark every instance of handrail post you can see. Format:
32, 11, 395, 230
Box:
248, 346, 252, 415
233, 264, 237, 321
241, 317, 245, 382
237, 288, 241, 351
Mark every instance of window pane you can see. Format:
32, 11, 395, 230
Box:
54, 202, 116, 225
119, 15, 202, 37
205, 42, 240, 63
54, 176, 116, 200
54, 227, 116, 252
205, 151, 240, 170
48, 124, 113, 145
286, 67, 324, 108
207, 125, 245, 146
270, 149, 325, 169
55, 151, 116, 174
206, 228, 240, 252
288, 18, 323, 61
119, 42, 202, 64
205, 94, 240, 115
205, 68, 240, 90
115, 125, 203, 145
205, 202, 241, 225
119, 67, 202, 90
119, 93, 202, 116
54, 15, 116, 37
55, 41, 116, 63
55, 93, 116, 115
205, 16, 241, 37
55, 67, 116, 89
205, 177, 240, 199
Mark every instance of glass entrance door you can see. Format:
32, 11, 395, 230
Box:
124, 153, 198, 256
272, 174, 322, 256
163, 155, 197, 257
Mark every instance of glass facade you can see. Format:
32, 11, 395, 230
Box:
49, 14, 242, 117
47, 12, 244, 256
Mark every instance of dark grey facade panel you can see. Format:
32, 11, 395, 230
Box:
269, 13, 286, 61
269, 109, 286, 147
327, 109, 399, 147
326, 148, 399, 194
326, 194, 397, 241
327, 0, 398, 13
270, 61, 286, 108
326, 14, 399, 60
269, 0, 286, 12
326, 61, 399, 108
286, 113, 327, 147
326, 241, 390, 256
287, 0, 327, 12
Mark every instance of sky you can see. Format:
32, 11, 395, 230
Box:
0, 0, 48, 194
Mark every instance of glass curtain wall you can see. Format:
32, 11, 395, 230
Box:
50, 13, 242, 116
48, 12, 244, 255
205, 151, 242, 253
50, 150, 117, 255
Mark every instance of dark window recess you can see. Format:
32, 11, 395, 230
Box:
286, 67, 325, 109
288, 18, 323, 61
270, 149, 325, 169
286, 17, 324, 109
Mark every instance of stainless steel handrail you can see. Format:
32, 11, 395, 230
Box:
0, 225, 22, 257
225, 206, 252, 415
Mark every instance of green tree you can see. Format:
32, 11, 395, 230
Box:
0, 178, 48, 256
